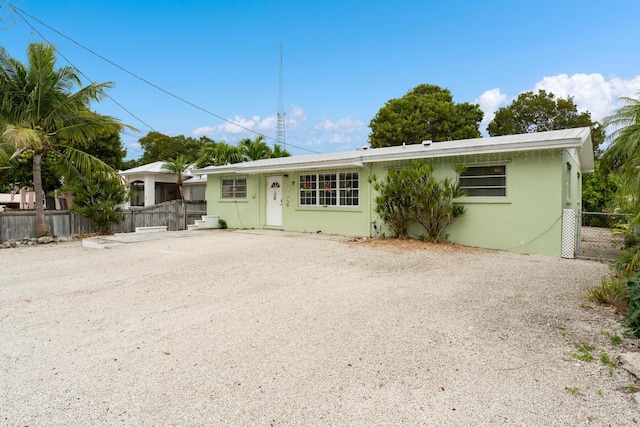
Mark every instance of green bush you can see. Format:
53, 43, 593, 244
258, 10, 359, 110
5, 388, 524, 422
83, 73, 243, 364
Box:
67, 172, 128, 235
218, 218, 228, 229
586, 274, 628, 313
623, 275, 640, 338
370, 160, 465, 242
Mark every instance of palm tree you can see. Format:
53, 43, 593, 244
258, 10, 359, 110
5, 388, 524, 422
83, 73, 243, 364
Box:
272, 143, 291, 158
602, 92, 640, 217
0, 42, 126, 236
196, 141, 247, 167
161, 154, 190, 200
239, 135, 272, 160
601, 92, 640, 273
602, 93, 640, 174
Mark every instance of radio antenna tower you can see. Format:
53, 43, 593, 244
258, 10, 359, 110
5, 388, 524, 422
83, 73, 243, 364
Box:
277, 42, 286, 149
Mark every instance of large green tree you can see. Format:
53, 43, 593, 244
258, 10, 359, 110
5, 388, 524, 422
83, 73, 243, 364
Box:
138, 132, 215, 164
368, 84, 483, 148
487, 90, 605, 153
0, 42, 126, 235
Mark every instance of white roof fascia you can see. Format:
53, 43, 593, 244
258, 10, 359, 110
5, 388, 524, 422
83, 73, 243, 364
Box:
195, 159, 364, 175
193, 127, 594, 175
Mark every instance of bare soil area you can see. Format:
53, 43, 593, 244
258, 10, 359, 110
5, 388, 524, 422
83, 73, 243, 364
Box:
1, 230, 638, 426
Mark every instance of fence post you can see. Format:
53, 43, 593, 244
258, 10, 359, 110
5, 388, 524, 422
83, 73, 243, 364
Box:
561, 209, 577, 259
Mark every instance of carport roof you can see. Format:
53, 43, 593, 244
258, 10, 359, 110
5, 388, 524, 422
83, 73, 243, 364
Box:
192, 127, 594, 175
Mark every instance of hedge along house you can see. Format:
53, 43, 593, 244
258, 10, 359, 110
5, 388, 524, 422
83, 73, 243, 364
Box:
193, 127, 594, 257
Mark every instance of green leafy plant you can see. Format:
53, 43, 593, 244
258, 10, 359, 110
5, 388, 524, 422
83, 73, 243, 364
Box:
600, 350, 616, 368
567, 387, 581, 395
602, 331, 622, 345
66, 172, 128, 235
586, 275, 629, 313
573, 342, 595, 362
370, 160, 465, 242
218, 218, 228, 229
369, 167, 414, 238
623, 274, 640, 338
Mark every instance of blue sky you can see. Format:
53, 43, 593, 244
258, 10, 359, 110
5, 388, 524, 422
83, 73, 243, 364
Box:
1, 0, 639, 160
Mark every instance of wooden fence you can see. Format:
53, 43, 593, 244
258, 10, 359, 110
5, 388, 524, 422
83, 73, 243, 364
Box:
0, 200, 207, 242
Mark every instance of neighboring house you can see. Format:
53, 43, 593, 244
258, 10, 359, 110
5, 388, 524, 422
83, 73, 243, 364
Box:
119, 161, 207, 208
194, 127, 594, 257
0, 188, 70, 211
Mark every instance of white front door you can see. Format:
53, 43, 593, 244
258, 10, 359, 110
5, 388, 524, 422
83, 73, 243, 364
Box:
266, 176, 283, 226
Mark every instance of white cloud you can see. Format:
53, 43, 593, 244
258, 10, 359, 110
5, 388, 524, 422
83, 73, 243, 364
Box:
533, 73, 637, 120
475, 88, 508, 128
328, 133, 352, 144
192, 115, 271, 139
313, 116, 364, 133
477, 74, 640, 134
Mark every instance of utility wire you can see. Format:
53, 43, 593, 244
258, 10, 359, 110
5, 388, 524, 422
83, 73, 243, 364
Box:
12, 7, 156, 133
11, 4, 320, 154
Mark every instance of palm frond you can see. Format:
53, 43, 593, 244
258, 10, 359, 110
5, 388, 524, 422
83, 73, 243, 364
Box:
2, 124, 44, 151
54, 145, 117, 185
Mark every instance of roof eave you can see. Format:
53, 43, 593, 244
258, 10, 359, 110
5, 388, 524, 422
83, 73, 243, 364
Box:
193, 159, 365, 175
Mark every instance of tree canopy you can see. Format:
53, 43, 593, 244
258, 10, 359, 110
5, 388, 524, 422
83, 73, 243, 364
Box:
368, 84, 484, 148
487, 90, 605, 153
195, 135, 290, 168
0, 42, 126, 235
137, 132, 215, 165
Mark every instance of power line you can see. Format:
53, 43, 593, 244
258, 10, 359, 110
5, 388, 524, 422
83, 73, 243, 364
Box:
9, 5, 156, 133
10, 3, 319, 154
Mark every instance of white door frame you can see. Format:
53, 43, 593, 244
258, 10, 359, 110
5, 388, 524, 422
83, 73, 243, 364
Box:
266, 176, 283, 227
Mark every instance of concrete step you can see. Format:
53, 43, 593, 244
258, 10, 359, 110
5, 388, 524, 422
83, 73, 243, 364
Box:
135, 226, 168, 233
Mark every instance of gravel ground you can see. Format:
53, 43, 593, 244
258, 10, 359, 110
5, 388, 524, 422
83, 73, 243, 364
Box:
1, 229, 639, 426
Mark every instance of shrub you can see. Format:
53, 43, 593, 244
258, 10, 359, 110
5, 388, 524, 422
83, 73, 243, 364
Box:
370, 160, 465, 242
623, 275, 640, 338
586, 274, 629, 314
369, 167, 414, 238
66, 172, 127, 235
218, 218, 228, 229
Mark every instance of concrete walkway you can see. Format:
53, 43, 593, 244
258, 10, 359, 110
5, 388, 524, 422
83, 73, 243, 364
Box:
82, 228, 348, 249
82, 230, 202, 249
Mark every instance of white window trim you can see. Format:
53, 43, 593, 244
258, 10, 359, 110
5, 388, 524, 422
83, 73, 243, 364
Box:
298, 172, 359, 207
221, 177, 247, 199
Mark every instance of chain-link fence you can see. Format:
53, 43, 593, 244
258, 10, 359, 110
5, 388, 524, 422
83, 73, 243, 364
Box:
576, 212, 632, 261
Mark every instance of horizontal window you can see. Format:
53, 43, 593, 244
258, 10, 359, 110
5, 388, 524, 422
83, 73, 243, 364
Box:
459, 165, 506, 197
299, 172, 359, 207
221, 178, 247, 199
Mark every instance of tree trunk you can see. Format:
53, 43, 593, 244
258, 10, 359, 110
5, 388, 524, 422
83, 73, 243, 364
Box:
32, 153, 50, 236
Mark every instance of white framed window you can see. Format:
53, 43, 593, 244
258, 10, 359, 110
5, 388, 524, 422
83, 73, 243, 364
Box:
299, 172, 359, 206
221, 178, 247, 199
459, 165, 506, 197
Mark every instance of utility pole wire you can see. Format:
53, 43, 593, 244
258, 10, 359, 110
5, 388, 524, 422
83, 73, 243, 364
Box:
9, 3, 319, 154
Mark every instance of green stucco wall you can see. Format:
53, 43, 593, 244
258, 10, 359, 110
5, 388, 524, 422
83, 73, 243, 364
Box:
206, 148, 575, 257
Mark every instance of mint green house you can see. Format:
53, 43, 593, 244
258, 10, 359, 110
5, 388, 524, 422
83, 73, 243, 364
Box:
194, 128, 594, 257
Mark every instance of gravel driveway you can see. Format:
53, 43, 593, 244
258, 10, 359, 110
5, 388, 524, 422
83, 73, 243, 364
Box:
1, 230, 638, 425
